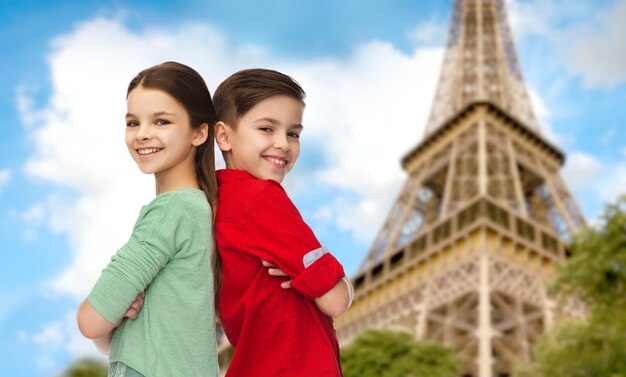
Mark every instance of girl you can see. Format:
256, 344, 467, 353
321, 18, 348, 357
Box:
77, 61, 218, 377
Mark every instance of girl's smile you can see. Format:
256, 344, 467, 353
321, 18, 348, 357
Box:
136, 147, 163, 156
125, 86, 206, 194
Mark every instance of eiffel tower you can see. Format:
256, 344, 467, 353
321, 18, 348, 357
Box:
334, 1, 585, 376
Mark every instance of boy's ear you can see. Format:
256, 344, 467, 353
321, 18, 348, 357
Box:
214, 121, 233, 152
192, 123, 209, 147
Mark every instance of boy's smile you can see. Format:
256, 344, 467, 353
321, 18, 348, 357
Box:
217, 95, 304, 184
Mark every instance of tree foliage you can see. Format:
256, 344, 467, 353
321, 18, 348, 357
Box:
59, 358, 107, 377
552, 196, 626, 309
515, 196, 626, 377
341, 329, 461, 377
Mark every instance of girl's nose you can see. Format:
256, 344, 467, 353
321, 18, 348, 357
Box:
135, 124, 151, 141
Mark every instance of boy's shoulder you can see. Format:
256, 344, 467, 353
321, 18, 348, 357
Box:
217, 170, 296, 218
217, 169, 286, 200
224, 177, 287, 204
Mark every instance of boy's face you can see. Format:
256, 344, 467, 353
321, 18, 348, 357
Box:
216, 95, 304, 184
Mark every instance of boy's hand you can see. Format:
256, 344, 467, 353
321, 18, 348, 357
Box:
262, 260, 292, 289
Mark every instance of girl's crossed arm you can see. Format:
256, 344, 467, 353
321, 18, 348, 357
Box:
77, 291, 145, 355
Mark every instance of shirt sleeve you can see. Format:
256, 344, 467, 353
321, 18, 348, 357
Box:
87, 193, 187, 324
243, 183, 345, 300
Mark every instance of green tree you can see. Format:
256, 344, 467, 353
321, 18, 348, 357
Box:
514, 196, 626, 377
59, 358, 107, 377
341, 329, 461, 377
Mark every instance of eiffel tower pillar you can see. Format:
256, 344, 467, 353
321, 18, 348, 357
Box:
334, 1, 586, 376
478, 253, 492, 377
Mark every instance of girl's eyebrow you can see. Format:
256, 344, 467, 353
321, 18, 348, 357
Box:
125, 111, 176, 118
153, 111, 176, 117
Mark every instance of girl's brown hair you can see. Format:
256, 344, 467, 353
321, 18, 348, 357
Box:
127, 61, 220, 315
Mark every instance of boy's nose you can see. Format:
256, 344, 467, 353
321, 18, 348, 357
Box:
273, 134, 289, 151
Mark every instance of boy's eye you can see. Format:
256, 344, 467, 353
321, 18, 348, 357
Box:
259, 127, 272, 133
155, 119, 170, 126
126, 120, 139, 127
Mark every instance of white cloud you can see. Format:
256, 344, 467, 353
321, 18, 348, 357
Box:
526, 87, 566, 145
0, 169, 11, 195
407, 19, 447, 45
21, 204, 45, 222
32, 322, 64, 348
600, 126, 617, 145
302, 42, 441, 189
562, 152, 603, 196
21, 18, 277, 299
507, 0, 626, 89
506, 0, 590, 42
290, 42, 443, 241
597, 163, 626, 202
313, 206, 332, 222
19, 203, 46, 242
561, 152, 626, 209
563, 0, 626, 89
332, 196, 391, 244
25, 312, 104, 374
20, 16, 445, 300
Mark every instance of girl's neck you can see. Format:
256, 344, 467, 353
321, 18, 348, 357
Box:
154, 168, 199, 196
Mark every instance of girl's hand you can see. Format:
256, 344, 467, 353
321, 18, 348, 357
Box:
261, 260, 292, 289
116, 291, 145, 326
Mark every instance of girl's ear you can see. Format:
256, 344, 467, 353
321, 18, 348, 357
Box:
192, 123, 209, 147
214, 121, 232, 152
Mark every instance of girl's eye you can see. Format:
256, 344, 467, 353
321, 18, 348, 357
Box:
288, 131, 300, 139
126, 120, 139, 127
155, 119, 170, 126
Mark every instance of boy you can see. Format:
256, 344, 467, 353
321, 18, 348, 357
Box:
213, 68, 353, 377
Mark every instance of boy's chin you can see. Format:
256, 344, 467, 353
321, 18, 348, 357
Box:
258, 172, 286, 184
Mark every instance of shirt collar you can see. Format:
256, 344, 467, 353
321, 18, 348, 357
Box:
216, 169, 257, 185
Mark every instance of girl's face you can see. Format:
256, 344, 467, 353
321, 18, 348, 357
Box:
125, 86, 200, 183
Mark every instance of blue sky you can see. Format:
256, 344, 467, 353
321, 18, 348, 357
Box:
1, 0, 625, 375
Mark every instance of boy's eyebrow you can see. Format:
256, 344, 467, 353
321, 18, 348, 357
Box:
125, 111, 176, 118
254, 117, 304, 129
254, 117, 280, 124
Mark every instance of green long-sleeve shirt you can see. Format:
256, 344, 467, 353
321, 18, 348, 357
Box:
88, 188, 217, 376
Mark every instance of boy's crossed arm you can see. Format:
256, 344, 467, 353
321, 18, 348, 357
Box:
264, 260, 353, 317
244, 184, 352, 317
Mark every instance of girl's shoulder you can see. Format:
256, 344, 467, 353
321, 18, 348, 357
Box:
139, 188, 210, 221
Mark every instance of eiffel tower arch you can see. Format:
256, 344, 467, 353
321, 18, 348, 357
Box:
334, 1, 585, 376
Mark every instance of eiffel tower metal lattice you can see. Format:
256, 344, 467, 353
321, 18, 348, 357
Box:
334, 1, 586, 376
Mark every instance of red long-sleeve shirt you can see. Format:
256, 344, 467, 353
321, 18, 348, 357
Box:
216, 169, 345, 377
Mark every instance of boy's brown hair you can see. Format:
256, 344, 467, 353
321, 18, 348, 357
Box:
213, 68, 306, 127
